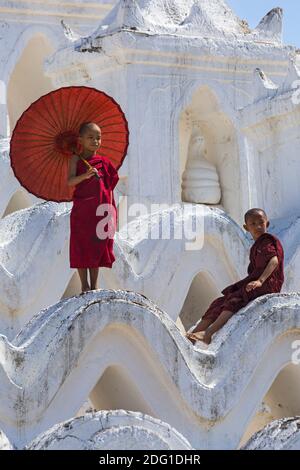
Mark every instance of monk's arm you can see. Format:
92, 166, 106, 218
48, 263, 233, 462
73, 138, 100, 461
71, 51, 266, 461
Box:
67, 155, 89, 186
258, 256, 279, 284
246, 256, 279, 291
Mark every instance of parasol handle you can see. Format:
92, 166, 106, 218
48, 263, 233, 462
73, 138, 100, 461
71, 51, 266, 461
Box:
79, 156, 112, 207
80, 156, 100, 179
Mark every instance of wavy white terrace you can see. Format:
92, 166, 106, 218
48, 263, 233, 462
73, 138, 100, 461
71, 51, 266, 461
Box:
1, 198, 300, 337
0, 201, 71, 337
26, 410, 193, 450
0, 410, 193, 450
0, 199, 253, 335
0, 289, 299, 449
243, 417, 300, 450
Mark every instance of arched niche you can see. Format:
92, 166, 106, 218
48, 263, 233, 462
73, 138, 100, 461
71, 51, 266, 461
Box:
7, 34, 55, 131
88, 365, 155, 416
179, 271, 220, 331
2, 189, 33, 218
240, 363, 300, 448
179, 86, 240, 221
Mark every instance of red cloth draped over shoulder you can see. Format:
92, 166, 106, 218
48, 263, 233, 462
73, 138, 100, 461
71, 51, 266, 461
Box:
69, 153, 119, 268
202, 233, 284, 322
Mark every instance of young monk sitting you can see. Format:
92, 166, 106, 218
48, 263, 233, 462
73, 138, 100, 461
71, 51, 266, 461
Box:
186, 208, 284, 345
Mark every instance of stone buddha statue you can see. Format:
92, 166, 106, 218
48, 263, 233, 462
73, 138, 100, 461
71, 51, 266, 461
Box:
181, 133, 221, 204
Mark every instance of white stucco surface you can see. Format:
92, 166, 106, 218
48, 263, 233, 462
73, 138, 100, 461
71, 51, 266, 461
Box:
243, 417, 300, 450
26, 410, 193, 450
0, 289, 299, 449
1, 0, 300, 451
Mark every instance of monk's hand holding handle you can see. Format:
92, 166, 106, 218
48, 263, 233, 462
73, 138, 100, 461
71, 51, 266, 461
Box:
81, 157, 100, 180
84, 167, 99, 180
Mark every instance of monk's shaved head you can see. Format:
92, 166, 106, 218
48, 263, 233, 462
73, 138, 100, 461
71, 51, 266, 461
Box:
79, 122, 101, 136
244, 208, 267, 223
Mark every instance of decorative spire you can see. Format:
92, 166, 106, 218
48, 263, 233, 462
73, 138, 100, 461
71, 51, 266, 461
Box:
254, 8, 283, 43
92, 0, 249, 38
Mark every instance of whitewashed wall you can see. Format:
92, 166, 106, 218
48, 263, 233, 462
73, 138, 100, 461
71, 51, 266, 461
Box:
0, 0, 300, 451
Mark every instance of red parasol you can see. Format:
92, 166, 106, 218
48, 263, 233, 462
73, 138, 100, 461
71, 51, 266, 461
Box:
10, 86, 129, 202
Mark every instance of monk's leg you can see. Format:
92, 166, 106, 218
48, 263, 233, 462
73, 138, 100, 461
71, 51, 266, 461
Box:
78, 268, 90, 292
186, 296, 225, 343
89, 267, 99, 290
199, 310, 235, 344
192, 318, 215, 334
186, 318, 214, 343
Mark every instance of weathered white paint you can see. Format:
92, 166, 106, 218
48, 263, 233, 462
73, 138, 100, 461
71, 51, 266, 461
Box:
1, 0, 300, 451
0, 139, 19, 216
26, 410, 193, 450
0, 201, 71, 338
0, 201, 250, 337
2, 198, 300, 338
45, 1, 300, 224
0, 290, 300, 449
0, 1, 113, 137
243, 417, 300, 450
0, 428, 13, 450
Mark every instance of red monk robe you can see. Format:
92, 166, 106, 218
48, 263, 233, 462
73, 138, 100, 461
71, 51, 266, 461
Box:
202, 233, 284, 322
69, 154, 119, 268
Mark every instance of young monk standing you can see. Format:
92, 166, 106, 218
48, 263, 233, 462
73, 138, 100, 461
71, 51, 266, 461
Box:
186, 208, 284, 345
67, 122, 119, 293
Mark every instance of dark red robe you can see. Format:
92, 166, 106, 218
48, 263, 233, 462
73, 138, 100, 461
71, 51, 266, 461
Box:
202, 233, 284, 322
69, 153, 119, 268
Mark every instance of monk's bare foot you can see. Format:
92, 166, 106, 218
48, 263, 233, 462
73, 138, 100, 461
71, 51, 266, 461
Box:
189, 331, 212, 345
186, 332, 199, 345
80, 285, 90, 294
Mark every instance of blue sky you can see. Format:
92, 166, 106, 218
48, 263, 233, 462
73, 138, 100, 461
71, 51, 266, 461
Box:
226, 0, 300, 47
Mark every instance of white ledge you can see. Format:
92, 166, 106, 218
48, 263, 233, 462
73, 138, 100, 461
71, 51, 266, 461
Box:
0, 290, 299, 448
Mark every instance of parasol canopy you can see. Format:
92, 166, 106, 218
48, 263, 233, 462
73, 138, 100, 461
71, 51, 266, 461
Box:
10, 86, 129, 202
